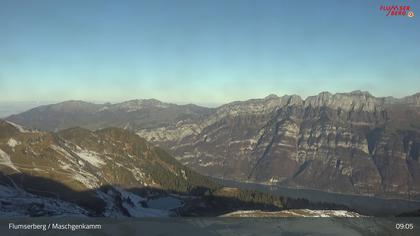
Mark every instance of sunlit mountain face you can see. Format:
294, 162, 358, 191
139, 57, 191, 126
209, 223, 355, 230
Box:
5, 91, 420, 203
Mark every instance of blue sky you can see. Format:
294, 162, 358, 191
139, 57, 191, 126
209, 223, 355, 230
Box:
0, 0, 419, 105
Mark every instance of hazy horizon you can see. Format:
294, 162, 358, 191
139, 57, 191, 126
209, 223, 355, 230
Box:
1, 0, 419, 104
1, 89, 420, 103
1, 89, 420, 118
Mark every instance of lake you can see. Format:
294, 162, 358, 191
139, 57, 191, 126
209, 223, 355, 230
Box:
214, 178, 420, 216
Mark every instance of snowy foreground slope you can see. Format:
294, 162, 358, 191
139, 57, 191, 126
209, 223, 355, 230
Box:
221, 209, 363, 217
0, 185, 88, 217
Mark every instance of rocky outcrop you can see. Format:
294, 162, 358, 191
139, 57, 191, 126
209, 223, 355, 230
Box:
136, 91, 420, 200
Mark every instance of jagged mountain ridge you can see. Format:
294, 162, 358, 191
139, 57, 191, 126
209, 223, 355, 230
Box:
6, 91, 420, 200
136, 91, 420, 199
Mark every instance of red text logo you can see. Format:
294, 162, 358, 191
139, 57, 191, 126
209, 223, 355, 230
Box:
379, 5, 414, 17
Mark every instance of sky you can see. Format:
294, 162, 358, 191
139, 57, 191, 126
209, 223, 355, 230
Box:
0, 0, 419, 105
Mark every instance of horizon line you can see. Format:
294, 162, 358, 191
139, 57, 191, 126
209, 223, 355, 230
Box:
1, 90, 419, 107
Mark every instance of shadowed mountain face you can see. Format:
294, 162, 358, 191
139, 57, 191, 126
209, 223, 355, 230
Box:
6, 91, 420, 200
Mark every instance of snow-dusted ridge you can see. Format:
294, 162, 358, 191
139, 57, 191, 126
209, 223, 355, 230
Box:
6, 121, 31, 133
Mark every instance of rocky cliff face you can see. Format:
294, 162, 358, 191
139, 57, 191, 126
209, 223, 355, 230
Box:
6, 91, 420, 200
136, 91, 420, 199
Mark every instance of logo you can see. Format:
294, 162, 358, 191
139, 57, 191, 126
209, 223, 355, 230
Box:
379, 5, 414, 17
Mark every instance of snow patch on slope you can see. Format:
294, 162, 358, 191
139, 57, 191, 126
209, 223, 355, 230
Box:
222, 209, 363, 217
73, 148, 105, 168
51, 145, 74, 161
117, 188, 168, 217
7, 138, 21, 148
71, 172, 100, 189
50, 144, 101, 188
96, 188, 169, 217
0, 148, 19, 172
6, 121, 31, 133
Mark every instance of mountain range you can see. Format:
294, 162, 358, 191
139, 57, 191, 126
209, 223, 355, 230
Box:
1, 120, 358, 217
5, 91, 420, 201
